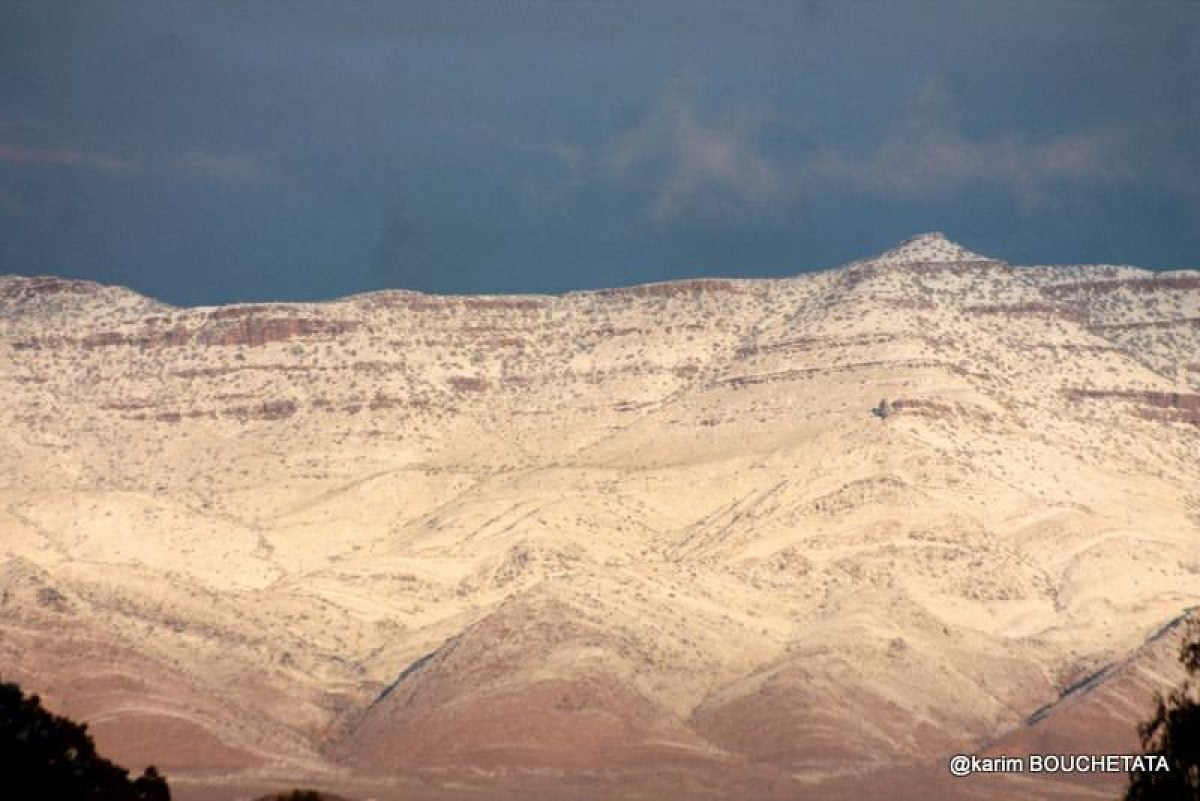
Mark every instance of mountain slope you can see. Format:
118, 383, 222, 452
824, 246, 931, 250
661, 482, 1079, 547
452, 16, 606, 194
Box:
1, 232, 1197, 799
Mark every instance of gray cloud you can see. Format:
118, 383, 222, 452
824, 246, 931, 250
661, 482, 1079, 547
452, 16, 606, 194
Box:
0, 130, 137, 173
808, 78, 1134, 203
590, 76, 1145, 221
172, 150, 267, 183
0, 120, 267, 184
602, 82, 784, 222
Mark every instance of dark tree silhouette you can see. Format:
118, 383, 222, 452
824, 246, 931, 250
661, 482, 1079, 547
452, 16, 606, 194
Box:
0, 680, 170, 801
254, 791, 352, 801
1126, 616, 1200, 799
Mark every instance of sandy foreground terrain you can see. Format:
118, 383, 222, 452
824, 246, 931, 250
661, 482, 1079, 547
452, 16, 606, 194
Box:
1, 232, 1198, 800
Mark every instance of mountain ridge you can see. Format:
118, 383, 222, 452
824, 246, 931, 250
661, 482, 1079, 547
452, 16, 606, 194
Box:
4, 232, 1197, 313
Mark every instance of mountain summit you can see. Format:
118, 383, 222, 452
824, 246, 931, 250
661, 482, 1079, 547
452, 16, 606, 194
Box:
871, 231, 996, 265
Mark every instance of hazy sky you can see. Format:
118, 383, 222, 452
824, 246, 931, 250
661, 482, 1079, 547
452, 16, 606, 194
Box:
1, 1, 1198, 304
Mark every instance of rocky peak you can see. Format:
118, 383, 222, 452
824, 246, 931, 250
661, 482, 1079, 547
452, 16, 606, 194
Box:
0, 274, 167, 322
871, 232, 996, 265
0, 275, 105, 299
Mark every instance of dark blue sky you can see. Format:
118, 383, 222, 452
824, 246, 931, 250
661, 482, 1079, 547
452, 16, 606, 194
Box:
1, 1, 1197, 305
